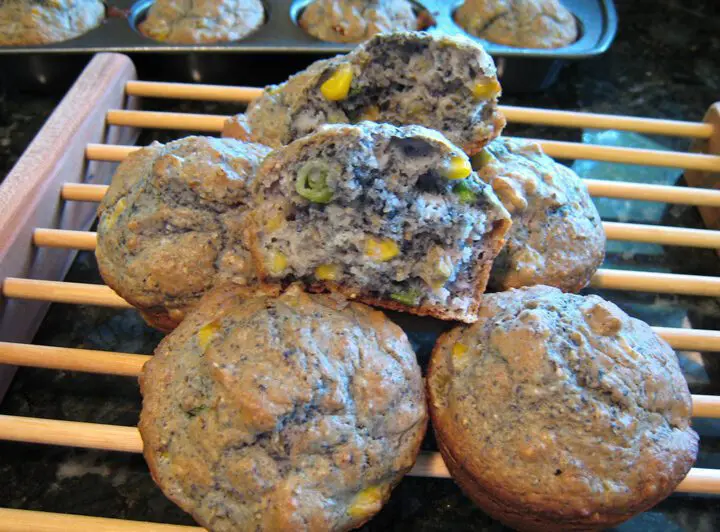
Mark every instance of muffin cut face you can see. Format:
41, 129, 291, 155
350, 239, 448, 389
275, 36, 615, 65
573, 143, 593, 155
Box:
298, 0, 419, 43
475, 137, 605, 292
249, 122, 512, 323
95, 136, 271, 331
0, 0, 105, 45
455, 0, 578, 49
224, 31, 505, 155
428, 286, 698, 531
139, 284, 428, 532
139, 0, 264, 44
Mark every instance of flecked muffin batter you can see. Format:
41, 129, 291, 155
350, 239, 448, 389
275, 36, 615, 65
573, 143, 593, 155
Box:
428, 286, 698, 531
0, 0, 104, 45
474, 138, 604, 292
139, 0, 264, 44
95, 136, 271, 331
455, 0, 578, 49
299, 0, 418, 43
224, 31, 506, 155
249, 122, 512, 323
139, 284, 428, 532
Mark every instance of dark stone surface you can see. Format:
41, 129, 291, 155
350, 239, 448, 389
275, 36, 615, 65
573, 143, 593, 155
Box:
2, 0, 720, 530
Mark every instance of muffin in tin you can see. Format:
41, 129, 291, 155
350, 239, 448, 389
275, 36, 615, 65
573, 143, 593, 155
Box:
428, 286, 698, 531
455, 0, 578, 49
95, 135, 271, 331
248, 121, 512, 323
224, 31, 506, 156
298, 0, 421, 43
139, 283, 428, 532
475, 137, 605, 292
0, 0, 104, 45
139, 0, 264, 44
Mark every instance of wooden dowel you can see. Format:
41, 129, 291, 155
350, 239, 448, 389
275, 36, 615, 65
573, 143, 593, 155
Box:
2, 278, 132, 308
653, 326, 720, 352
602, 222, 720, 249
86, 143, 138, 162
0, 342, 148, 376
89, 124, 720, 171
4, 268, 720, 308
31, 223, 720, 252
530, 138, 720, 173
106, 110, 227, 132
126, 80, 262, 102
0, 415, 141, 452
124, 81, 713, 139
584, 179, 720, 208
33, 229, 97, 251
0, 508, 201, 532
691, 395, 720, 418
62, 181, 720, 210
61, 183, 109, 202
590, 269, 720, 297
0, 415, 715, 493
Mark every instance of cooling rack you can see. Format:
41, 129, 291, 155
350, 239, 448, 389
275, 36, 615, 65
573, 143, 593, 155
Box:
1, 53, 720, 530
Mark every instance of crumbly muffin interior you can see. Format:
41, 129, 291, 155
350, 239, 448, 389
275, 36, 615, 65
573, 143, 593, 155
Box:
251, 122, 511, 321
139, 285, 427, 532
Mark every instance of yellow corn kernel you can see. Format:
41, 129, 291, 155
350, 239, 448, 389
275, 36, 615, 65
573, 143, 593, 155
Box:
472, 79, 502, 100
348, 485, 384, 519
320, 64, 353, 101
265, 212, 286, 232
443, 156, 472, 180
315, 264, 340, 281
47, 0, 62, 7
268, 251, 288, 275
365, 237, 400, 262
452, 342, 468, 360
31, 6, 41, 15
431, 260, 454, 289
103, 198, 127, 229
197, 320, 221, 350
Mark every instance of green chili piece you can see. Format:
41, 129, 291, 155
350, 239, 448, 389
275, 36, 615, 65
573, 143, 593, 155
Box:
390, 289, 422, 306
296, 161, 334, 203
453, 181, 477, 204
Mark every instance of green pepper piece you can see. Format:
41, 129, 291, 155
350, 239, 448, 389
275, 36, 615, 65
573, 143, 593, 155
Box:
296, 161, 334, 203
390, 289, 422, 306
453, 181, 477, 204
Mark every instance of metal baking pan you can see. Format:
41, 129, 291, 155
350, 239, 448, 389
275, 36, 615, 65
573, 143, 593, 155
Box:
0, 0, 617, 92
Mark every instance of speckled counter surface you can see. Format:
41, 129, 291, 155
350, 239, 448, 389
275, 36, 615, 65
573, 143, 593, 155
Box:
2, 0, 720, 530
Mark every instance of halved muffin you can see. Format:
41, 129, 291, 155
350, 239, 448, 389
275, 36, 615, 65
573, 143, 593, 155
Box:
224, 31, 505, 156
248, 122, 512, 323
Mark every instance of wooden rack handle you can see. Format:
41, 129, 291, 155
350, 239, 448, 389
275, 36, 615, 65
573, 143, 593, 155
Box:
2, 279, 131, 308
0, 415, 715, 492
124, 81, 714, 139
61, 180, 720, 210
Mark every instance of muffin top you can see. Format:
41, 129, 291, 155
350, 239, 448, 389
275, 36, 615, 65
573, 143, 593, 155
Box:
95, 136, 271, 331
428, 286, 698, 526
139, 0, 264, 44
299, 0, 418, 43
0, 0, 104, 45
476, 138, 605, 292
455, 0, 578, 49
139, 284, 428, 532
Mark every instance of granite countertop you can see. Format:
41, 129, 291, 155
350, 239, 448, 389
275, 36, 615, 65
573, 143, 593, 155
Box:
1, 0, 720, 530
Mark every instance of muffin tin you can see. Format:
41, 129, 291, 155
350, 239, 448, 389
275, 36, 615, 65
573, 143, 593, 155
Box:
0, 0, 616, 92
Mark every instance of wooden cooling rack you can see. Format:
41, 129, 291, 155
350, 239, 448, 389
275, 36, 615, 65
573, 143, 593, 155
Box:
2, 53, 720, 529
